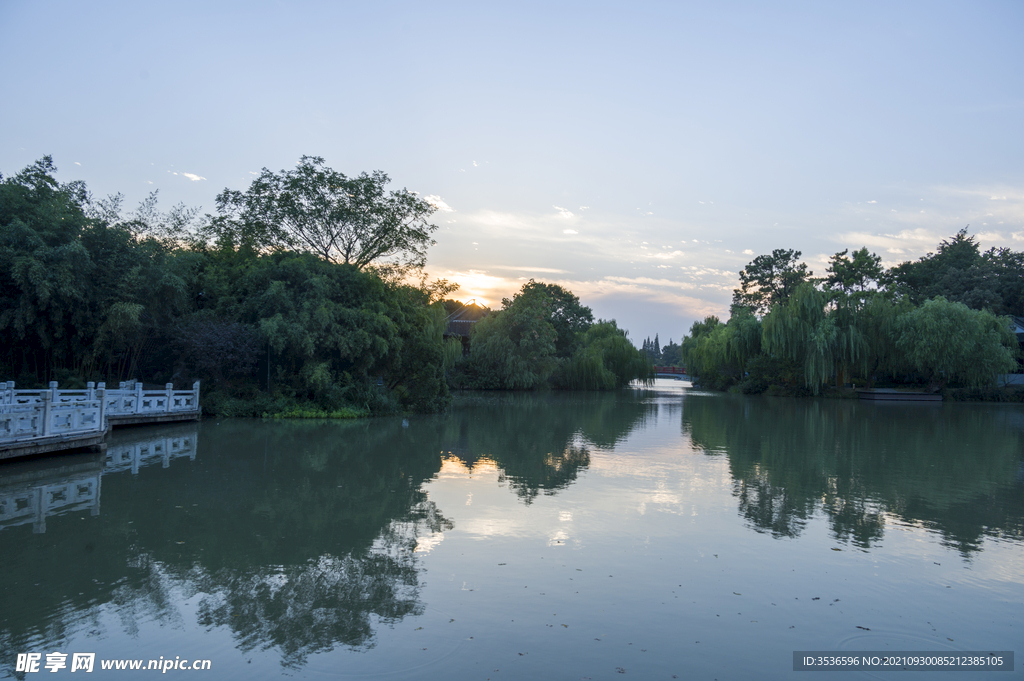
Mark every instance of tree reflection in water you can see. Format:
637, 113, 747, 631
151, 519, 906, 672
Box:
0, 418, 453, 669
682, 393, 1024, 555
440, 391, 657, 503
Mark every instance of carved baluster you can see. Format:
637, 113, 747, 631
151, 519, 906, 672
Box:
41, 392, 52, 437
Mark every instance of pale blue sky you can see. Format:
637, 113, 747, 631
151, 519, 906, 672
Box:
3, 1, 1022, 344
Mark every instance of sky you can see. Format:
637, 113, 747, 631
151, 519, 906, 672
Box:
2, 1, 1023, 345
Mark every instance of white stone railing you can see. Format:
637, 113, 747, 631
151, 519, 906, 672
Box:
2, 380, 200, 415
100, 380, 200, 416
1, 379, 200, 447
0, 393, 106, 443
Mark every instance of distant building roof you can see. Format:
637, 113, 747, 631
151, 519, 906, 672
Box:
1011, 316, 1024, 343
444, 303, 489, 338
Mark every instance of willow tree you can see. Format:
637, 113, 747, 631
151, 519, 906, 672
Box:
680, 312, 761, 390
895, 297, 1017, 389
762, 283, 866, 393
556, 321, 653, 390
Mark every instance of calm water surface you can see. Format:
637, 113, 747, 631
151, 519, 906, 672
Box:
1, 381, 1022, 679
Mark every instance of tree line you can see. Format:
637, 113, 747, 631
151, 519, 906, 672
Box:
682, 237, 1023, 395
0, 157, 651, 416
640, 334, 682, 367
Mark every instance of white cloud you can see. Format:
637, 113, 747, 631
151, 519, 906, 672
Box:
146, 180, 153, 185
836, 227, 942, 263
424, 195, 454, 212
553, 205, 574, 219
74, 161, 81, 166
742, 249, 754, 255
249, 171, 258, 175
492, 266, 570, 274
181, 173, 206, 182
563, 229, 579, 234
867, 200, 876, 204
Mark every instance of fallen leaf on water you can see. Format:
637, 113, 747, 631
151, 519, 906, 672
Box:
831, 548, 842, 551
856, 626, 870, 631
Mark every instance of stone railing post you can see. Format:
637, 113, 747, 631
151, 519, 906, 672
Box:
135, 381, 143, 414
97, 386, 106, 433
166, 383, 173, 412
2, 381, 12, 405
41, 392, 52, 437
49, 380, 59, 404
87, 381, 95, 400
193, 380, 200, 410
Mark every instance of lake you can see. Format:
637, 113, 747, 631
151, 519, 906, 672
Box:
1, 380, 1021, 679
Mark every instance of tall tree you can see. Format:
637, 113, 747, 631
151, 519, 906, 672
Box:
212, 156, 439, 272
505, 280, 594, 358
884, 228, 1000, 309
732, 249, 811, 315
824, 247, 883, 296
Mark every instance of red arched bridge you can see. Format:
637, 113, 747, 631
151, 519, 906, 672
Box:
652, 366, 689, 379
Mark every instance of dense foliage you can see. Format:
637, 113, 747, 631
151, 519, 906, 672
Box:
0, 158, 452, 415
684, 232, 1022, 394
452, 281, 652, 390
1, 158, 651, 415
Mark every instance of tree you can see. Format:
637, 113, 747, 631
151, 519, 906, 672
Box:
212, 156, 439, 271
884, 228, 994, 308
660, 339, 682, 367
507, 280, 594, 357
895, 297, 1017, 389
732, 249, 811, 315
824, 247, 883, 297
761, 283, 866, 393
463, 286, 558, 389
556, 321, 653, 390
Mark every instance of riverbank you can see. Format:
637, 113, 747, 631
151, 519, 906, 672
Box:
713, 382, 1024, 402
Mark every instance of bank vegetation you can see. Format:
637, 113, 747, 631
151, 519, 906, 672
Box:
0, 157, 652, 417
683, 239, 1024, 398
